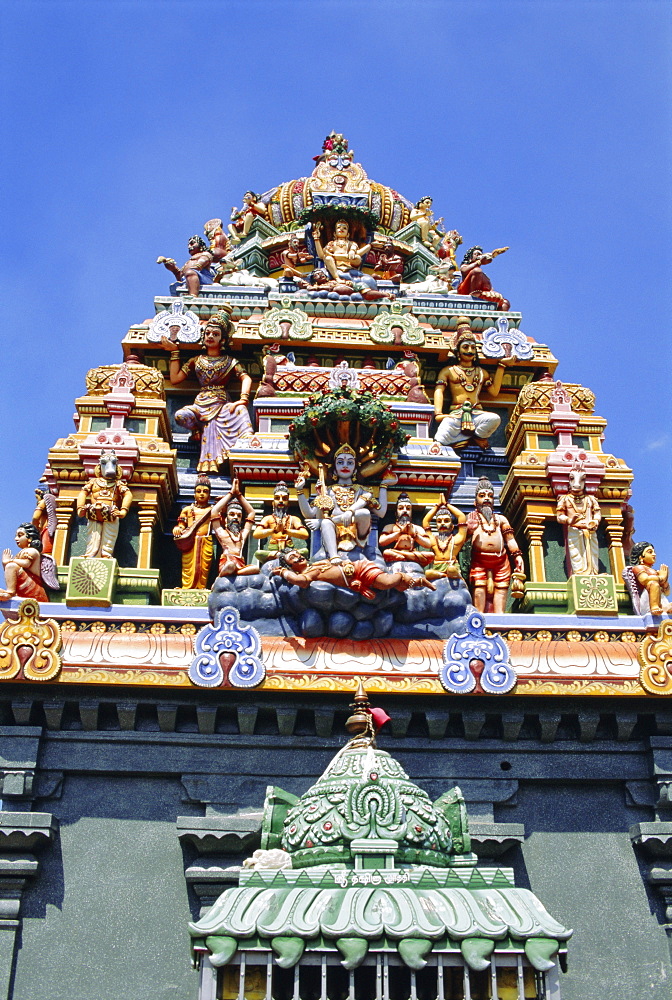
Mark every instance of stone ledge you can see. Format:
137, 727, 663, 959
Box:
630, 822, 672, 858
469, 822, 526, 857
177, 814, 261, 855
0, 812, 58, 852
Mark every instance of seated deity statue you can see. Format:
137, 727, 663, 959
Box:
228, 191, 267, 243
626, 541, 671, 616
457, 246, 510, 311
371, 241, 405, 284
157, 235, 216, 297
0, 523, 58, 602
433, 323, 514, 450
295, 445, 395, 564
379, 494, 434, 569
311, 219, 372, 283
253, 482, 309, 565
409, 196, 444, 250
281, 236, 313, 278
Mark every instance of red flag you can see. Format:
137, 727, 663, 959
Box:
370, 707, 391, 731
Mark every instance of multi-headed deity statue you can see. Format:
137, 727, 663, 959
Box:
457, 246, 510, 311
379, 493, 434, 569
161, 306, 253, 473
421, 495, 468, 581
467, 477, 525, 613
0, 523, 58, 602
228, 191, 267, 243
76, 450, 133, 559
409, 196, 444, 250
173, 475, 216, 590
32, 484, 58, 555
210, 480, 257, 577
295, 444, 394, 564
253, 482, 309, 565
272, 548, 435, 598
157, 235, 216, 297
627, 541, 671, 616
433, 322, 514, 450
556, 462, 602, 576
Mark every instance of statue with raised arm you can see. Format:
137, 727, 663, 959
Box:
311, 219, 371, 282
0, 524, 58, 602
76, 450, 133, 559
253, 482, 309, 565
556, 461, 601, 575
173, 475, 216, 590
32, 484, 58, 555
457, 246, 510, 311
379, 493, 434, 569
157, 235, 216, 297
467, 477, 525, 613
210, 479, 258, 577
434, 323, 514, 450
422, 495, 468, 581
295, 446, 394, 564
160, 306, 253, 473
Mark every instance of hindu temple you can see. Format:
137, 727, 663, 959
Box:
0, 133, 670, 1000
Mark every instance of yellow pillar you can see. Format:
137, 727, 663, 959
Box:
524, 515, 547, 583
136, 502, 158, 569
53, 495, 76, 566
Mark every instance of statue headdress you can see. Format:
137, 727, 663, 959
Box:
333, 443, 357, 482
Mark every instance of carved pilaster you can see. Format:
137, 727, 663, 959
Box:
603, 514, 627, 580
136, 502, 158, 570
523, 516, 546, 583
52, 495, 76, 566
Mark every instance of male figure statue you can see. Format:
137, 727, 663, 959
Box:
272, 548, 435, 598
467, 477, 525, 613
433, 322, 514, 450
253, 481, 309, 564
379, 493, 434, 569
556, 462, 601, 575
210, 479, 258, 577
422, 495, 468, 581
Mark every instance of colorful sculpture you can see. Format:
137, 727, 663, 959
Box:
32, 484, 58, 555
457, 246, 510, 311
253, 482, 309, 565
556, 461, 602, 575
467, 477, 525, 613
76, 450, 133, 559
280, 235, 312, 278
161, 307, 253, 473
172, 476, 216, 590
296, 269, 393, 301
295, 445, 395, 563
626, 542, 671, 616
273, 549, 435, 595
228, 191, 267, 243
0, 524, 57, 602
210, 480, 257, 577
422, 495, 468, 580
379, 493, 434, 569
391, 351, 430, 403
311, 219, 371, 282
156, 235, 215, 297
433, 323, 514, 450
371, 240, 405, 284
409, 196, 443, 250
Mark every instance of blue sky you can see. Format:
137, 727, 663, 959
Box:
1, 0, 671, 560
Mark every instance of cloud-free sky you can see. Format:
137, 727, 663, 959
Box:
1, 0, 670, 558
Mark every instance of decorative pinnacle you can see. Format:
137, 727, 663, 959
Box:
345, 678, 373, 740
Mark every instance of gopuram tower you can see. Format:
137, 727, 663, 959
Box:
0, 133, 670, 1000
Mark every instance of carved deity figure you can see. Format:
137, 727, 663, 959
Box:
256, 344, 295, 399
0, 524, 57, 602
210, 480, 258, 577
312, 219, 371, 282
379, 493, 434, 569
173, 476, 216, 590
457, 246, 510, 311
161, 307, 253, 473
253, 482, 309, 565
295, 445, 394, 564
76, 450, 133, 559
433, 324, 514, 450
628, 541, 671, 616
281, 236, 312, 278
556, 463, 601, 575
228, 191, 267, 243
409, 196, 444, 250
297, 269, 393, 302
32, 485, 58, 555
392, 352, 429, 404
272, 549, 435, 598
372, 241, 405, 284
467, 477, 525, 613
157, 235, 216, 297
422, 495, 468, 581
